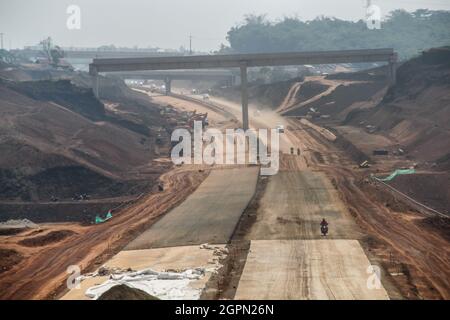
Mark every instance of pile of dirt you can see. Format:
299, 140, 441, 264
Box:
18, 230, 76, 247
0, 66, 175, 216
98, 284, 159, 300
213, 76, 333, 111
344, 47, 450, 166
212, 77, 300, 108
292, 81, 330, 104
0, 249, 23, 274
284, 80, 386, 120
0, 165, 140, 201
9, 79, 105, 121
333, 135, 369, 164
0, 228, 26, 236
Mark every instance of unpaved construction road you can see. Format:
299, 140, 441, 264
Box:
125, 167, 259, 249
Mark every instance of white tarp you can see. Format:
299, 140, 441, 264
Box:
85, 268, 208, 300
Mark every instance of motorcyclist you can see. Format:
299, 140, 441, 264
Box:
320, 218, 328, 236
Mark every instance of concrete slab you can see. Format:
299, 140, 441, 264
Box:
245, 171, 362, 240
235, 239, 389, 300
125, 167, 259, 249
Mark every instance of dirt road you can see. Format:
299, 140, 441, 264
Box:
125, 167, 259, 249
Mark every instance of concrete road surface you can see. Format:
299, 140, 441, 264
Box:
246, 171, 362, 240
235, 239, 389, 300
125, 167, 259, 249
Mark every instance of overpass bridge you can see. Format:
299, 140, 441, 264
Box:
90, 49, 397, 130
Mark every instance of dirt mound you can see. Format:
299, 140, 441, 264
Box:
0, 249, 23, 274
18, 230, 76, 247
0, 72, 172, 213
98, 284, 159, 300
284, 81, 386, 119
0, 228, 26, 236
293, 81, 330, 104
9, 80, 105, 121
344, 47, 450, 165
213, 77, 302, 109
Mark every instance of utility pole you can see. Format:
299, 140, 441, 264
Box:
0, 33, 4, 50
189, 34, 192, 55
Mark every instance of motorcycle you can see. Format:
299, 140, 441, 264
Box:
321, 224, 328, 236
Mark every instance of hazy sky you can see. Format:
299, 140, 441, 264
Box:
1, 0, 449, 51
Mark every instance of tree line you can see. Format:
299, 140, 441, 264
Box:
221, 10, 450, 60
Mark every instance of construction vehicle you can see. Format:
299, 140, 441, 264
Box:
373, 149, 389, 156
276, 125, 285, 133
359, 160, 370, 168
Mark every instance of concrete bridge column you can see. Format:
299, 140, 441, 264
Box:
164, 77, 172, 95
388, 53, 398, 86
89, 66, 100, 98
240, 63, 249, 131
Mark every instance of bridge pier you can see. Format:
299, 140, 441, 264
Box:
164, 77, 172, 95
388, 52, 398, 86
95, 75, 100, 98
240, 64, 249, 131
89, 66, 100, 98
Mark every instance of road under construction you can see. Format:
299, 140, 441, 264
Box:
55, 77, 447, 300
1, 54, 448, 301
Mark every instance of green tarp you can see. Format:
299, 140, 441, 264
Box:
95, 211, 113, 224
373, 169, 415, 182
